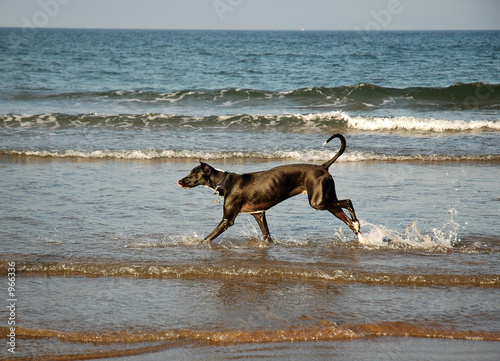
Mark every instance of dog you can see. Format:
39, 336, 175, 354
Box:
177, 134, 365, 244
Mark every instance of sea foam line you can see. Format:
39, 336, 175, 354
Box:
2, 149, 499, 162
4, 260, 498, 287
347, 115, 500, 132
2, 112, 499, 132
9, 321, 500, 345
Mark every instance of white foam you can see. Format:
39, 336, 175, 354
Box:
125, 233, 210, 249
347, 115, 500, 132
357, 217, 461, 251
4, 149, 499, 162
2, 112, 498, 133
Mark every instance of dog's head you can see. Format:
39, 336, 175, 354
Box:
177, 160, 215, 189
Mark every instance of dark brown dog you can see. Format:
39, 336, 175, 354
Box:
178, 134, 365, 243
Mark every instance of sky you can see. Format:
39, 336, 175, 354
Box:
0, 0, 499, 31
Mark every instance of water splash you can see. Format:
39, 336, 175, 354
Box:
357, 213, 462, 251
124, 233, 211, 249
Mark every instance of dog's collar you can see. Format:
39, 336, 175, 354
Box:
213, 171, 229, 195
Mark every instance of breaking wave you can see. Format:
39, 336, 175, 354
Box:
3, 259, 497, 287
1, 111, 499, 133
2, 149, 499, 162
3, 321, 498, 344
0, 320, 498, 360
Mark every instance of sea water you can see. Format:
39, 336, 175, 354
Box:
0, 29, 499, 360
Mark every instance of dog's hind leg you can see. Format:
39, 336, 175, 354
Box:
252, 212, 272, 242
329, 208, 358, 234
332, 200, 359, 231
329, 204, 365, 244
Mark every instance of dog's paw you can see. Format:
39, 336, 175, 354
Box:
353, 221, 360, 233
357, 233, 366, 245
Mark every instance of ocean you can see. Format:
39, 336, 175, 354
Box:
0, 28, 499, 360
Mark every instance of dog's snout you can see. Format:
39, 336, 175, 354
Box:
178, 175, 196, 189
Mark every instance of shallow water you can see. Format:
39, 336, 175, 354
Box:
1, 158, 499, 360
1, 29, 499, 360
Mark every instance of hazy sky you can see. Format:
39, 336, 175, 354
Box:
1, 0, 499, 31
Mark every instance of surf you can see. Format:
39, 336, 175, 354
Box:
3, 149, 499, 163
6, 319, 499, 345
2, 112, 498, 133
5, 258, 497, 287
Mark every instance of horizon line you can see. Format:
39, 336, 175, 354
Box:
1, 26, 499, 32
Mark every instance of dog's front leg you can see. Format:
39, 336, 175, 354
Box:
204, 219, 231, 242
204, 202, 240, 242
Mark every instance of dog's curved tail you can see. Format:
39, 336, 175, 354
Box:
321, 134, 346, 169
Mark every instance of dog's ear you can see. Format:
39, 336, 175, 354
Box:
201, 162, 212, 174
